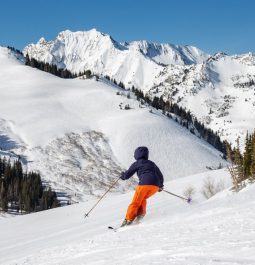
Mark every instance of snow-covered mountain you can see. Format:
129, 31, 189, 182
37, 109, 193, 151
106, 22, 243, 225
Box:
23, 29, 209, 91
0, 46, 225, 202
150, 53, 255, 145
1, 168, 255, 265
23, 29, 255, 146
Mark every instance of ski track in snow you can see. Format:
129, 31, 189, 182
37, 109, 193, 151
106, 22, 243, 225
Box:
13, 215, 255, 265
1, 169, 255, 265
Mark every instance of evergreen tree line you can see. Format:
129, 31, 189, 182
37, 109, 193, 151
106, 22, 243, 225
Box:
0, 157, 59, 213
25, 55, 92, 79
25, 55, 75, 78
104, 75, 125, 89
227, 132, 255, 189
130, 86, 229, 157
7, 46, 23, 55
7, 45, 92, 79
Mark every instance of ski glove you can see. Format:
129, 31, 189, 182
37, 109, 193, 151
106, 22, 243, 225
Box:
120, 172, 126, 180
158, 186, 164, 192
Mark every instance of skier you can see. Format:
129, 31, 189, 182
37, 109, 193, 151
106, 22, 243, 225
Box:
120, 146, 164, 227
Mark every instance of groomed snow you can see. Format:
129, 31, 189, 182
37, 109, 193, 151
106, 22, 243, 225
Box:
0, 169, 254, 265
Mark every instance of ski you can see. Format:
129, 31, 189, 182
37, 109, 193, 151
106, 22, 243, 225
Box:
108, 226, 119, 232
108, 225, 132, 232
108, 224, 134, 232
108, 220, 142, 232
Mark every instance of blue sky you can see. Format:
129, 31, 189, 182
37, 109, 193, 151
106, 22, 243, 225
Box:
0, 0, 254, 54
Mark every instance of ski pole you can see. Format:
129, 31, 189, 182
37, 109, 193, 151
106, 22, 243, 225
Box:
163, 189, 192, 203
84, 177, 121, 218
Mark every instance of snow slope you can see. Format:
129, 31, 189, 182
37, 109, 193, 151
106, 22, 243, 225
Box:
23, 29, 255, 146
1, 169, 255, 265
0, 47, 225, 201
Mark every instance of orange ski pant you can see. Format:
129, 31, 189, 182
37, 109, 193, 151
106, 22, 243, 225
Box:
125, 185, 159, 221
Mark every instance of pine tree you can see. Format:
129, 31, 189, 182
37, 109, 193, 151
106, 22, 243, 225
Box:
250, 132, 255, 181
231, 138, 244, 189
85, 70, 92, 78
243, 132, 252, 179
0, 157, 60, 213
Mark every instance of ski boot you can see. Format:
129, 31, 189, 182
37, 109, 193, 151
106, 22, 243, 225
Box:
120, 219, 132, 227
135, 214, 144, 224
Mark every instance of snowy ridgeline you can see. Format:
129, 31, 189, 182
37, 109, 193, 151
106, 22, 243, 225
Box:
23, 29, 255, 146
1, 168, 255, 265
0, 46, 226, 203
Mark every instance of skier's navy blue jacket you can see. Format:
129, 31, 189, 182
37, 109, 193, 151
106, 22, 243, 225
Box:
121, 146, 164, 188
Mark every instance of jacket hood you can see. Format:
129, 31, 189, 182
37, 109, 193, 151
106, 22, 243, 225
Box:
134, 146, 149, 160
